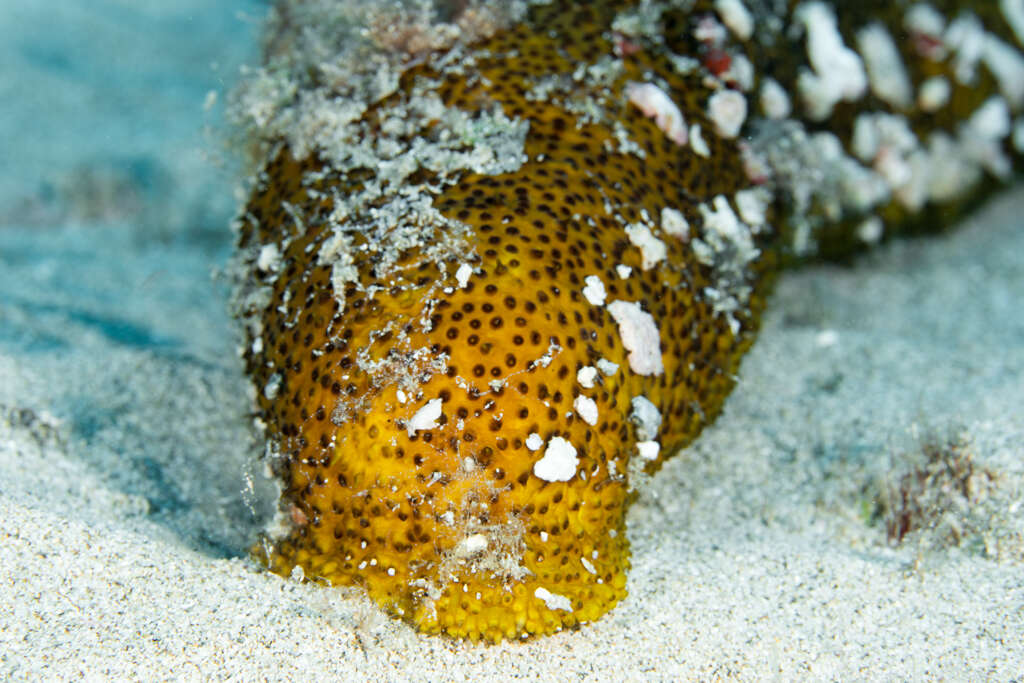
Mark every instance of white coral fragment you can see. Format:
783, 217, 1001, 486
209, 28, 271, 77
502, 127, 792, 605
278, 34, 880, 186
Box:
1002, 0, 1024, 47
857, 23, 913, 110
707, 90, 747, 138
533, 436, 579, 482
455, 263, 473, 289
963, 96, 1013, 178
256, 244, 282, 273
573, 395, 599, 426
661, 206, 690, 240
981, 32, 1024, 107
407, 398, 442, 437
945, 13, 986, 85
636, 441, 661, 461
453, 534, 488, 559
734, 188, 770, 228
606, 301, 664, 376
625, 223, 667, 270
855, 216, 884, 245
630, 396, 662, 441
534, 587, 573, 612
689, 123, 711, 157
760, 78, 791, 120
582, 275, 607, 306
795, 2, 868, 120
596, 358, 619, 376
694, 196, 759, 268
918, 76, 951, 112
576, 366, 598, 389
905, 3, 946, 41
714, 0, 754, 41
625, 82, 688, 146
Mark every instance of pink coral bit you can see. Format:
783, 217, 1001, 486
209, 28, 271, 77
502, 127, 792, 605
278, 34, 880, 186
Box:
624, 81, 688, 146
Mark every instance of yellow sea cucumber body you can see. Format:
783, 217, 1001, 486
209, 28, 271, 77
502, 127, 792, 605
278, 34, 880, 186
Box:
232, 0, 1024, 641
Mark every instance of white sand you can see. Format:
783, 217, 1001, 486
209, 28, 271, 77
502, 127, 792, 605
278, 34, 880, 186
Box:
1, 1, 1022, 679
3, 190, 1022, 682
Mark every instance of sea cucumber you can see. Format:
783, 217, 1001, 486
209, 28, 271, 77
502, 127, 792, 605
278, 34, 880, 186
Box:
230, 0, 1024, 641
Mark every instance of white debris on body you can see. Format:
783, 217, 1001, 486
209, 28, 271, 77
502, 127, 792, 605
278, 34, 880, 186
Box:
745, 121, 889, 245
946, 11, 1024, 107
707, 89, 747, 138
525, 432, 544, 451
582, 275, 607, 306
263, 373, 282, 400
851, 113, 918, 189
534, 587, 573, 612
256, 244, 282, 273
945, 13, 986, 85
606, 301, 664, 376
692, 195, 762, 328
967, 97, 1012, 140
693, 196, 759, 268
963, 96, 1013, 178
596, 358, 619, 376
921, 132, 983, 203
581, 557, 598, 575
576, 366, 598, 389
661, 206, 690, 240
917, 76, 951, 112
636, 441, 661, 461
1002, 0, 1024, 47
855, 216, 884, 245
905, 3, 947, 42
726, 54, 755, 92
625, 82, 688, 146
857, 23, 913, 110
795, 1, 868, 120
825, 144, 893, 213
407, 398, 443, 437
714, 0, 753, 40
534, 341, 561, 369
694, 14, 727, 45
625, 223, 667, 270
232, 15, 538, 344
573, 395, 599, 426
981, 32, 1024, 107
734, 188, 769, 228
455, 263, 473, 289
615, 264, 632, 279
630, 396, 662, 441
533, 436, 579, 482
760, 78, 791, 119
453, 534, 489, 559
689, 123, 711, 158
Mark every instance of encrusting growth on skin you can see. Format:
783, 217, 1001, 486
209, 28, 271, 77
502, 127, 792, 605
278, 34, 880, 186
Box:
230, 0, 1024, 641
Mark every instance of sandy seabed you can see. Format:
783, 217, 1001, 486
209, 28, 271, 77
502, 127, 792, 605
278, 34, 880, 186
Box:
1, 1, 1022, 680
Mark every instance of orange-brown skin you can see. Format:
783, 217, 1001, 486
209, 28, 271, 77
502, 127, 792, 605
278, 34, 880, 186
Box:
238, 2, 770, 641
